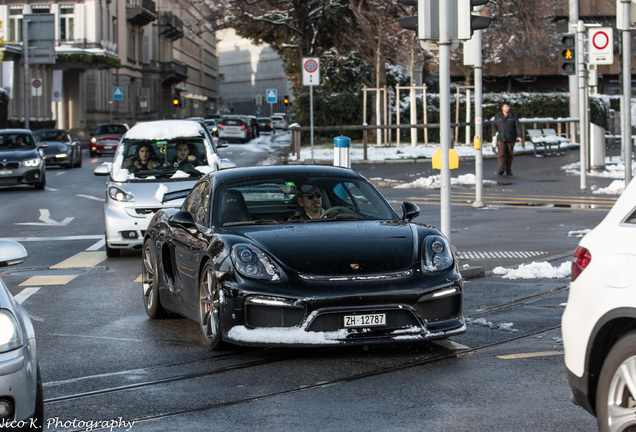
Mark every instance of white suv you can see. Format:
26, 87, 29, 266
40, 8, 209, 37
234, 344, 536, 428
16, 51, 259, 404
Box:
563, 179, 636, 432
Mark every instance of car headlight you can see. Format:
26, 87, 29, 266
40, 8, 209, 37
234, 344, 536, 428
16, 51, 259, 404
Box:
108, 185, 135, 202
422, 235, 454, 272
231, 244, 283, 281
23, 158, 41, 167
91, 137, 97, 145
0, 309, 23, 353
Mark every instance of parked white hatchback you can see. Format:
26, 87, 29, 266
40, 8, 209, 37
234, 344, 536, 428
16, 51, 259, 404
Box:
94, 120, 234, 257
563, 178, 636, 432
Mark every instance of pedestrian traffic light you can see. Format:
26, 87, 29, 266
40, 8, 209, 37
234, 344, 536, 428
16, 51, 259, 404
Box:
283, 95, 289, 106
458, 0, 492, 40
561, 34, 576, 75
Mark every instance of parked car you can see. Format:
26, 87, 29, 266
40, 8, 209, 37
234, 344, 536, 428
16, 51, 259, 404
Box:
90, 123, 129, 157
0, 129, 46, 190
271, 115, 288, 131
141, 165, 464, 350
563, 177, 636, 432
0, 240, 43, 430
218, 118, 249, 143
94, 119, 235, 257
256, 117, 273, 133
33, 129, 82, 169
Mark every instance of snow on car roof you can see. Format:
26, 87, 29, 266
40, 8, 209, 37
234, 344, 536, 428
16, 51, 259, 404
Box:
124, 120, 204, 140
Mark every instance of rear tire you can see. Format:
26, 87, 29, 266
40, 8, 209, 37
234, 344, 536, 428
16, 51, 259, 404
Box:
596, 330, 636, 432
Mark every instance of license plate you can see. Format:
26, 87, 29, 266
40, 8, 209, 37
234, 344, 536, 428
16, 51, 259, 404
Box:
0, 170, 12, 175
344, 313, 386, 328
105, 145, 115, 149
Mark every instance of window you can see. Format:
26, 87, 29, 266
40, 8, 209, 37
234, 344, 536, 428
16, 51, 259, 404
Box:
184, 182, 211, 227
9, 7, 23, 43
60, 5, 74, 42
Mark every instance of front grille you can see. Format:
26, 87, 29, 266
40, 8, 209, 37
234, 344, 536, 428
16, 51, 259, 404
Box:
0, 162, 20, 169
245, 303, 305, 328
0, 177, 21, 184
415, 292, 461, 322
135, 208, 161, 215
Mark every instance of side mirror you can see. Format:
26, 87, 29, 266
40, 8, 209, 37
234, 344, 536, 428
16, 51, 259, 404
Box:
94, 162, 112, 176
216, 139, 229, 149
169, 210, 198, 232
219, 158, 236, 170
401, 201, 420, 222
0, 240, 27, 267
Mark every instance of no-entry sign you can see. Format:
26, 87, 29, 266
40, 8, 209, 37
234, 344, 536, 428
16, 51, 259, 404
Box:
588, 27, 614, 65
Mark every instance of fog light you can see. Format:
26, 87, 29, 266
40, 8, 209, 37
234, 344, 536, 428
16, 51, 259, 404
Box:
0, 399, 13, 419
120, 231, 138, 239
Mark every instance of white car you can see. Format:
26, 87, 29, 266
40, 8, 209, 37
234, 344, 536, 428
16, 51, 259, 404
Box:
271, 115, 288, 131
563, 178, 636, 432
94, 120, 235, 257
0, 241, 43, 430
217, 118, 249, 143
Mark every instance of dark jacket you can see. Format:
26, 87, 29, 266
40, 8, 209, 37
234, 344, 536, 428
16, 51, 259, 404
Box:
492, 112, 523, 142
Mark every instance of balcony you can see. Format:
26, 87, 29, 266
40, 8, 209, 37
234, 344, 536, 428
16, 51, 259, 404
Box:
160, 61, 188, 85
126, 0, 157, 27
158, 12, 184, 41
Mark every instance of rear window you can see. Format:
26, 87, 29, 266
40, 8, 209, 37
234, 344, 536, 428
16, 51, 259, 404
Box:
222, 119, 243, 126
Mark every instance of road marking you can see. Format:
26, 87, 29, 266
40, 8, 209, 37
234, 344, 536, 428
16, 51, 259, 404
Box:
1, 235, 103, 242
76, 194, 104, 202
432, 339, 470, 350
134, 275, 142, 282
50, 251, 107, 268
14, 287, 40, 304
458, 251, 548, 260
15, 209, 74, 226
497, 351, 563, 360
86, 238, 105, 251
20, 274, 78, 286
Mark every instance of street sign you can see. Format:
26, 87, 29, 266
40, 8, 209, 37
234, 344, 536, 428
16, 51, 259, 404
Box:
588, 27, 614, 65
31, 78, 42, 97
113, 87, 123, 100
266, 89, 277, 103
302, 57, 320, 86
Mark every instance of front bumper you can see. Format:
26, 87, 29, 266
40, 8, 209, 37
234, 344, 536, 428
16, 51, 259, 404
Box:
104, 202, 154, 251
221, 273, 465, 347
0, 168, 44, 187
0, 338, 38, 424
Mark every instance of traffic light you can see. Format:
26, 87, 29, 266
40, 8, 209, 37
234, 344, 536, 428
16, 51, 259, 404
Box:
458, 0, 492, 40
283, 95, 289, 106
561, 34, 576, 75
397, 0, 439, 41
172, 94, 180, 107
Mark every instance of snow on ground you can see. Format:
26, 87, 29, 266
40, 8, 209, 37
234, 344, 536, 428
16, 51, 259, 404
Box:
492, 261, 571, 279
561, 155, 635, 195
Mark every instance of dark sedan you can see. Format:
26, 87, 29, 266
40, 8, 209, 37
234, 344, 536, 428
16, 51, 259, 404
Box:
142, 165, 465, 350
33, 129, 82, 168
0, 130, 46, 190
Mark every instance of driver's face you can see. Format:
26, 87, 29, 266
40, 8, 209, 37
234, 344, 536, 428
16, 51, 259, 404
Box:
299, 186, 322, 215
176, 144, 189, 158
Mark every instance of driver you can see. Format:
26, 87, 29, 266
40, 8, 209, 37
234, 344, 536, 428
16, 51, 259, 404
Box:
172, 142, 200, 168
288, 185, 324, 220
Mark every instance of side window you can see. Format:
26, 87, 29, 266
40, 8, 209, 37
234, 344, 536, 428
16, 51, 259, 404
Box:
184, 182, 211, 227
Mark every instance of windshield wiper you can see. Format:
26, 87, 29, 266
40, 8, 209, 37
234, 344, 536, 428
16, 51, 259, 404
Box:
223, 219, 282, 226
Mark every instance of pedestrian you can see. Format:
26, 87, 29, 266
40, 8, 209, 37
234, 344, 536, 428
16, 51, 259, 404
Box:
492, 101, 523, 176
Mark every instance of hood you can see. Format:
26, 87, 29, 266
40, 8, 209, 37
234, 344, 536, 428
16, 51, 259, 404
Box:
111, 180, 198, 209
237, 221, 417, 275
0, 148, 40, 162
40, 142, 69, 154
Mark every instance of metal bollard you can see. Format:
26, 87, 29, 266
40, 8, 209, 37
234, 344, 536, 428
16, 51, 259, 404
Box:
333, 136, 351, 168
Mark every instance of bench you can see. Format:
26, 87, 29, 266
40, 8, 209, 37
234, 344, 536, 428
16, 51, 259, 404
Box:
526, 129, 562, 156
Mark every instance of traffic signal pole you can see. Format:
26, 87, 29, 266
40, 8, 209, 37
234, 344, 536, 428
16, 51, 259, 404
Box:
472, 27, 484, 208
577, 20, 588, 190
439, 0, 452, 239
619, 0, 632, 185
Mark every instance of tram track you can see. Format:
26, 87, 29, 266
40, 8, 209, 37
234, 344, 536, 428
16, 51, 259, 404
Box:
44, 281, 569, 432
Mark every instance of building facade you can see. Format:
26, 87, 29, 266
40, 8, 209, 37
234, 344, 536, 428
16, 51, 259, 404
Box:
0, 0, 220, 141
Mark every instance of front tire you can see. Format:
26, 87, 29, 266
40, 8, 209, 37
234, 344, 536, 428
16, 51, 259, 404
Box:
199, 261, 223, 350
34, 172, 46, 190
27, 366, 43, 432
596, 330, 636, 432
142, 239, 166, 319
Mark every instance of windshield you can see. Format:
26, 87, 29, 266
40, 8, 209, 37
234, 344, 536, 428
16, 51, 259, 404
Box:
33, 130, 69, 141
214, 176, 396, 226
112, 137, 214, 181
0, 133, 36, 150
96, 124, 128, 135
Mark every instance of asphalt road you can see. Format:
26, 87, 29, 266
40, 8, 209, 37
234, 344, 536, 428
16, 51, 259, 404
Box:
0, 143, 609, 431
